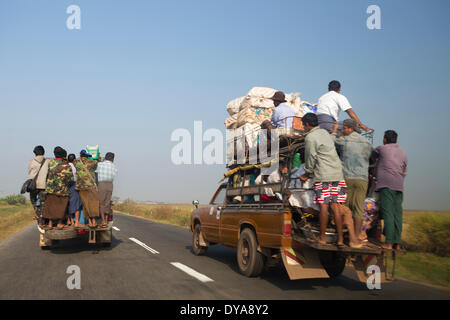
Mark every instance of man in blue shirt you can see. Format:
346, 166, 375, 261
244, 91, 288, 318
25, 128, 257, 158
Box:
271, 91, 296, 128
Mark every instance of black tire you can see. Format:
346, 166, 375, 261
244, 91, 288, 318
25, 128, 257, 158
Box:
102, 242, 111, 248
236, 228, 264, 277
40, 246, 51, 250
192, 224, 208, 255
45, 229, 77, 240
319, 251, 346, 278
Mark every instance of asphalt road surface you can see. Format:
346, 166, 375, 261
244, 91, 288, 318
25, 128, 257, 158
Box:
0, 213, 449, 300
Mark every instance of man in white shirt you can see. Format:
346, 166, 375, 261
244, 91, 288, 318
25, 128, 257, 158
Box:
28, 145, 50, 223
316, 80, 369, 133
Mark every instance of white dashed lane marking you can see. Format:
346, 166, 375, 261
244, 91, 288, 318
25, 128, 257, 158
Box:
129, 237, 160, 254
112, 226, 120, 231
170, 262, 214, 283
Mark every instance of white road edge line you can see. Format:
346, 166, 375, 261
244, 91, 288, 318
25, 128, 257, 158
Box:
129, 237, 160, 254
170, 262, 214, 283
112, 227, 120, 231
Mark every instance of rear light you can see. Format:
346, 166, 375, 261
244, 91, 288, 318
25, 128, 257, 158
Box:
283, 211, 292, 236
108, 214, 113, 221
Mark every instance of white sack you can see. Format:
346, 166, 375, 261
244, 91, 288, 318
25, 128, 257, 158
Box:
226, 96, 245, 116
240, 87, 278, 110
285, 92, 304, 117
237, 106, 274, 127
225, 113, 238, 129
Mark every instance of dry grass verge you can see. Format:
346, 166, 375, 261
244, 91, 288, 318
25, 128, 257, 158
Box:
114, 200, 192, 229
0, 199, 34, 243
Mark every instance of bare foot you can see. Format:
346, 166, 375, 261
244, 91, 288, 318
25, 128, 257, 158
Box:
381, 243, 393, 250
350, 241, 363, 248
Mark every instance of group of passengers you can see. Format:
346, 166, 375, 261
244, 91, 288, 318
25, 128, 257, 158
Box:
243, 80, 408, 250
27, 146, 118, 230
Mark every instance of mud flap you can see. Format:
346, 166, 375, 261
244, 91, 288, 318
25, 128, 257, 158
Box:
39, 233, 52, 247
88, 229, 96, 244
350, 253, 391, 283
281, 247, 329, 280
97, 229, 112, 243
199, 231, 208, 247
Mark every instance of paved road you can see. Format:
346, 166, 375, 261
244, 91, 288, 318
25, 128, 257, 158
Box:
0, 213, 448, 300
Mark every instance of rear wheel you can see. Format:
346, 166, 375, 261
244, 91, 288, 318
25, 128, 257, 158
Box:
44, 229, 77, 240
192, 224, 208, 255
319, 251, 346, 278
237, 228, 264, 277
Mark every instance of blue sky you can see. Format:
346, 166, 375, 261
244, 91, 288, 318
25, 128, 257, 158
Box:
0, 0, 449, 210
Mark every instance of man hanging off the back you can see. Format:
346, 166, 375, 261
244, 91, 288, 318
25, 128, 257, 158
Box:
74, 150, 100, 228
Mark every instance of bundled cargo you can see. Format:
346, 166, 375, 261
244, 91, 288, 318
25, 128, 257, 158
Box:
302, 101, 318, 114
86, 145, 100, 160
239, 87, 278, 110
225, 113, 238, 129
226, 96, 245, 116
285, 93, 303, 117
237, 106, 273, 127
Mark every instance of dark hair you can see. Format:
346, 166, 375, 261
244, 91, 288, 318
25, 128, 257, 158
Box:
300, 150, 305, 163
33, 145, 45, 156
105, 152, 115, 161
68, 153, 76, 163
54, 146, 66, 159
302, 113, 319, 127
328, 80, 341, 92
384, 130, 398, 144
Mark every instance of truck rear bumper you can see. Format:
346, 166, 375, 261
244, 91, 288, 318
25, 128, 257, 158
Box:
38, 222, 113, 243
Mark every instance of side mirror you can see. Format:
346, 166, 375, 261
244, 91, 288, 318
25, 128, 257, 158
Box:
192, 200, 199, 209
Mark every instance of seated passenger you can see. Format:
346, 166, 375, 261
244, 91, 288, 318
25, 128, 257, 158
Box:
262, 161, 287, 201
270, 92, 296, 128
288, 163, 320, 212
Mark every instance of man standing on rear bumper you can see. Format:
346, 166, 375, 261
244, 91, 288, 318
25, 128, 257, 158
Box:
96, 152, 118, 228
300, 113, 361, 248
371, 130, 408, 251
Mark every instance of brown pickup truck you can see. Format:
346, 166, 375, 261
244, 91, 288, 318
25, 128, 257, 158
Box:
190, 139, 393, 283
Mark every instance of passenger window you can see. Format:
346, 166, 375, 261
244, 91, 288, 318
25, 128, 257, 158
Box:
212, 187, 226, 205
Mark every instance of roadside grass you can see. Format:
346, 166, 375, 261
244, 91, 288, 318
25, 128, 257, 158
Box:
114, 200, 192, 229
0, 199, 34, 243
402, 210, 449, 257
390, 210, 450, 289
115, 202, 450, 289
390, 252, 450, 288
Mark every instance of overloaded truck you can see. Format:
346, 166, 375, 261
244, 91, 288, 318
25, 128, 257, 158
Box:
190, 121, 395, 284
37, 145, 114, 249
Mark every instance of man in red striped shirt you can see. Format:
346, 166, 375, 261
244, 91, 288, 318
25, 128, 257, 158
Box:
300, 113, 361, 248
